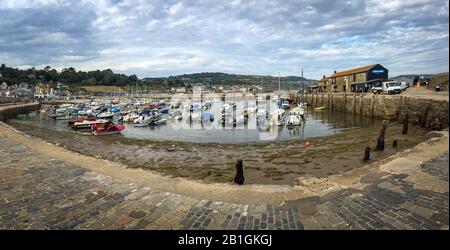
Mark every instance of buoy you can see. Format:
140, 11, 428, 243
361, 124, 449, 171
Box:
304, 141, 311, 147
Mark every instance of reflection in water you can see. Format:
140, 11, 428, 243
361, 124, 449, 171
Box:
12, 99, 379, 144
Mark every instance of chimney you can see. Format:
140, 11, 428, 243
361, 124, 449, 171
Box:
334, 70, 337, 73
323, 75, 326, 79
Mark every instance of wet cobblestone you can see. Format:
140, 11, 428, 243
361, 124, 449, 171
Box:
0, 133, 448, 230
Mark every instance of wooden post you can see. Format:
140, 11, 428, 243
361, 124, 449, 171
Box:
420, 104, 431, 128
402, 113, 409, 135
375, 120, 389, 151
363, 146, 370, 161
234, 159, 245, 185
370, 95, 375, 118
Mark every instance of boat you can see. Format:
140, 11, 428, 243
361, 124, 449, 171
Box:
92, 122, 125, 135
257, 109, 268, 119
122, 113, 139, 123
170, 110, 182, 119
160, 107, 169, 114
286, 113, 302, 126
280, 99, 290, 110
201, 112, 214, 122
97, 111, 114, 119
133, 115, 151, 127
291, 105, 306, 118
73, 119, 110, 129
315, 106, 326, 111
149, 118, 167, 126
111, 107, 121, 113
68, 117, 96, 126
271, 109, 285, 126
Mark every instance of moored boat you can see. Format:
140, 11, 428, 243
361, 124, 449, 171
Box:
73, 119, 110, 129
91, 122, 125, 135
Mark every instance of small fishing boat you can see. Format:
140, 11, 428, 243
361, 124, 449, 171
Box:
286, 114, 302, 126
149, 118, 167, 126
201, 112, 214, 122
122, 113, 139, 123
160, 107, 169, 114
73, 119, 110, 129
68, 117, 96, 126
315, 106, 326, 111
97, 111, 114, 119
271, 109, 285, 126
291, 105, 306, 117
133, 116, 151, 127
92, 122, 125, 135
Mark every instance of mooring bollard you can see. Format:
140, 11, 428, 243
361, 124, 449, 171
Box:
392, 139, 398, 148
234, 159, 245, 185
375, 120, 389, 151
402, 113, 409, 135
363, 146, 371, 161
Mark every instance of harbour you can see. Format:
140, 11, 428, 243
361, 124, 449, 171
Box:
3, 92, 437, 185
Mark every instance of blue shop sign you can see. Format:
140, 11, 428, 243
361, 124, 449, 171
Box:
372, 70, 384, 74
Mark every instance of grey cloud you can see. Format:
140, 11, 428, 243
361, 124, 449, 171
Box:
0, 0, 448, 78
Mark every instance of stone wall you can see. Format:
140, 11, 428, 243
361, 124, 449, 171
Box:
0, 103, 41, 121
303, 93, 448, 130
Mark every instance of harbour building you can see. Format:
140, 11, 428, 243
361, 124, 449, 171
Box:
317, 64, 388, 93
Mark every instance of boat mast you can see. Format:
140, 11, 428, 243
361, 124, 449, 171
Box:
260, 77, 263, 93
301, 67, 304, 104
278, 72, 281, 95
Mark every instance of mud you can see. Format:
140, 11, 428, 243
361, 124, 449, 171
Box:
6, 111, 433, 185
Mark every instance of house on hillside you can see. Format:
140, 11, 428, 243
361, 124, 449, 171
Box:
318, 64, 389, 93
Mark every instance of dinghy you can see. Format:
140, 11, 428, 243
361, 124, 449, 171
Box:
92, 123, 125, 135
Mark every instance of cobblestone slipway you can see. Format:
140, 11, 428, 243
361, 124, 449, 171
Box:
0, 123, 448, 230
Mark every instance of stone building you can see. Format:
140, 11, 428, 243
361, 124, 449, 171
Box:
318, 64, 389, 93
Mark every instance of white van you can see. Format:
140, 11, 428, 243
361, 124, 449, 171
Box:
400, 81, 408, 91
371, 81, 402, 94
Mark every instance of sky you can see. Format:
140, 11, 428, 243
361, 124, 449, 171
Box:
0, 0, 448, 79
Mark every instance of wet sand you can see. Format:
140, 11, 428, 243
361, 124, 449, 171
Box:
6, 113, 433, 185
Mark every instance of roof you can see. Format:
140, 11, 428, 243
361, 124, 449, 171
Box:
330, 64, 379, 78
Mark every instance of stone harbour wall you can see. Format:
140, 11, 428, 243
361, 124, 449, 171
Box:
0, 102, 41, 121
301, 93, 448, 130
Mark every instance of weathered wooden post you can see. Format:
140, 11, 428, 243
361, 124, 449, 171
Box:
402, 113, 409, 135
375, 120, 389, 151
363, 146, 371, 161
392, 139, 398, 148
420, 104, 431, 128
234, 159, 245, 185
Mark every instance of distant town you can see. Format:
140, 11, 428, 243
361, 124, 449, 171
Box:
0, 63, 447, 101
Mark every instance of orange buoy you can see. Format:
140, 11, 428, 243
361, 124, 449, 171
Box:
304, 141, 311, 147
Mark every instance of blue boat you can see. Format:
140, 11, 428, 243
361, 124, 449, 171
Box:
201, 112, 214, 122
111, 107, 121, 113
160, 107, 169, 114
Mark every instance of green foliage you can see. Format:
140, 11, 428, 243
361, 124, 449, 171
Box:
0, 64, 141, 87
0, 64, 316, 91
143, 72, 315, 91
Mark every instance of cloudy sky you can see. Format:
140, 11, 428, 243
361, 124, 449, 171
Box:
0, 0, 448, 79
